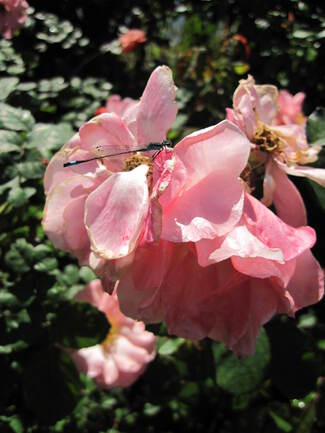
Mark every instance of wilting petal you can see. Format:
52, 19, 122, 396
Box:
137, 66, 177, 146
244, 194, 315, 261
263, 159, 307, 227
196, 224, 283, 267
161, 121, 250, 242
85, 165, 149, 260
279, 162, 325, 187
255, 84, 278, 124
207, 273, 291, 356
286, 250, 324, 311
232, 256, 296, 287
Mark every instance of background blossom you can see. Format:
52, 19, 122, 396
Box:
71, 280, 157, 388
0, 0, 28, 39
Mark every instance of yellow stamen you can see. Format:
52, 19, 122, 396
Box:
101, 322, 117, 350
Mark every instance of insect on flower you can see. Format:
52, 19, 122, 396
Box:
63, 139, 172, 167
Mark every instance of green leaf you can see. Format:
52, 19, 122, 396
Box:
27, 123, 73, 157
0, 103, 35, 131
0, 77, 19, 101
307, 107, 325, 145
214, 328, 270, 395
79, 266, 96, 283
0, 415, 23, 433
34, 257, 58, 273
158, 337, 184, 356
17, 161, 44, 180
4, 239, 35, 273
0, 340, 28, 355
61, 264, 80, 285
7, 186, 36, 207
267, 319, 320, 398
269, 411, 293, 432
22, 347, 82, 423
51, 300, 110, 349
0, 129, 21, 153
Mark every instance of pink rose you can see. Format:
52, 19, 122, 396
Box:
43, 65, 177, 271
119, 29, 147, 53
0, 0, 28, 39
70, 279, 156, 388
226, 75, 325, 228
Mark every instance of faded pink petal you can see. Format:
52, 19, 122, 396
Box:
85, 165, 149, 260
161, 121, 250, 242
71, 280, 156, 388
279, 161, 325, 187
42, 175, 97, 253
208, 275, 290, 356
243, 194, 315, 261
263, 159, 307, 227
286, 249, 324, 311
105, 94, 137, 117
196, 225, 283, 267
137, 66, 177, 146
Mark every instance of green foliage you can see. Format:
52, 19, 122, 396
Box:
213, 329, 270, 395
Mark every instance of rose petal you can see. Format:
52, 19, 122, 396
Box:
264, 160, 307, 227
137, 66, 177, 146
161, 121, 250, 242
286, 250, 324, 311
85, 165, 149, 259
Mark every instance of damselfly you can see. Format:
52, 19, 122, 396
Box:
63, 139, 172, 168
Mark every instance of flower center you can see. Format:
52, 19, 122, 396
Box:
123, 153, 153, 178
101, 321, 117, 350
253, 124, 283, 154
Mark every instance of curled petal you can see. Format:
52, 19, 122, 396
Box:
196, 224, 283, 267
263, 159, 307, 227
279, 161, 325, 187
244, 194, 315, 261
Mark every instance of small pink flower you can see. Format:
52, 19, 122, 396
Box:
119, 29, 147, 53
227, 75, 325, 227
71, 279, 156, 388
0, 0, 28, 39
